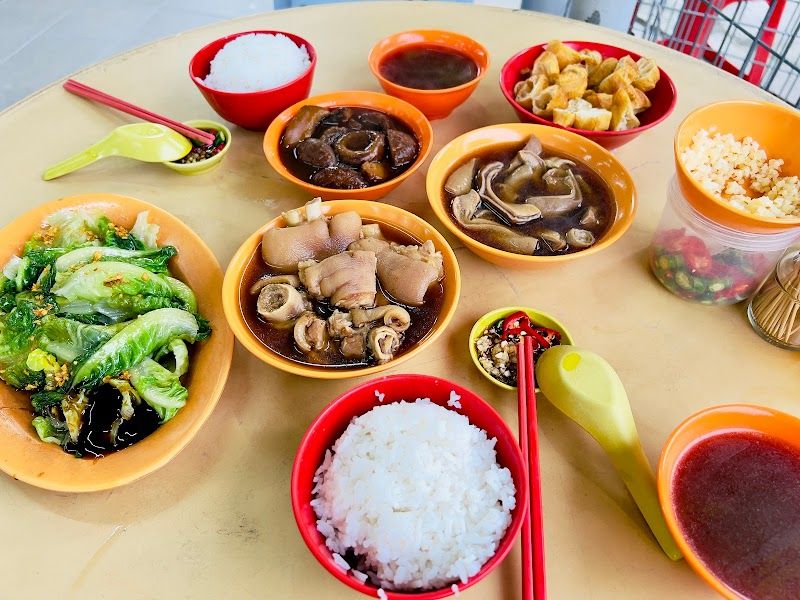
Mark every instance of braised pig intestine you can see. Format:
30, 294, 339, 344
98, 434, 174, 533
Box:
251, 198, 444, 366
444, 134, 613, 257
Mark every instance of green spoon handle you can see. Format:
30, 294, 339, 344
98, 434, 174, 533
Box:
42, 146, 105, 180
608, 444, 683, 561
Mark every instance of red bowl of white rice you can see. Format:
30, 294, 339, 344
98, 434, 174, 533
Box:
291, 374, 527, 599
190, 30, 316, 130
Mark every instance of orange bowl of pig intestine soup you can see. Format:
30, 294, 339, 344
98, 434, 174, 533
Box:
222, 199, 461, 379
426, 123, 637, 269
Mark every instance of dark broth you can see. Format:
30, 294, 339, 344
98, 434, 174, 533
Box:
379, 44, 479, 90
673, 431, 800, 599
278, 107, 418, 188
64, 385, 161, 458
239, 221, 444, 369
445, 143, 615, 256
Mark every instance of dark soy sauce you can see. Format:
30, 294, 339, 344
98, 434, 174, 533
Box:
239, 221, 445, 369
379, 45, 479, 90
64, 385, 161, 458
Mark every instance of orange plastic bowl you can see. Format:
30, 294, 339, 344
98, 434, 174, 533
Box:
426, 123, 637, 269
291, 374, 528, 599
674, 100, 800, 233
500, 41, 676, 150
0, 194, 233, 492
263, 91, 433, 201
658, 404, 800, 599
222, 200, 460, 379
368, 30, 490, 120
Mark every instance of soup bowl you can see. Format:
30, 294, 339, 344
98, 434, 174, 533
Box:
368, 29, 490, 120
674, 100, 800, 233
426, 123, 637, 269
658, 404, 800, 599
189, 30, 316, 131
263, 91, 433, 201
0, 194, 233, 492
499, 41, 677, 150
222, 200, 460, 379
291, 373, 528, 599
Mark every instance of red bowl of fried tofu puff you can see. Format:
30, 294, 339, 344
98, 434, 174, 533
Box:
500, 40, 677, 149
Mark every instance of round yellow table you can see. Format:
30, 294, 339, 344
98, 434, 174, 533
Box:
0, 3, 792, 598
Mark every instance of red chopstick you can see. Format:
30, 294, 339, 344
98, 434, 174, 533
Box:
524, 335, 547, 600
517, 339, 534, 600
63, 79, 215, 145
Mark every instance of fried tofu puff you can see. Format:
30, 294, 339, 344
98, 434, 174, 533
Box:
557, 64, 588, 99
610, 88, 640, 131
587, 57, 618, 88
514, 74, 550, 109
546, 40, 582, 70
578, 49, 603, 68
582, 90, 614, 111
531, 84, 569, 118
532, 50, 560, 82
625, 84, 652, 114
633, 57, 660, 91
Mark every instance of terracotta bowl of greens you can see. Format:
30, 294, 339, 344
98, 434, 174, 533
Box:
0, 194, 233, 492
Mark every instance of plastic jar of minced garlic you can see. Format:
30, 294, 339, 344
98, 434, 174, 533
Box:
649, 177, 800, 306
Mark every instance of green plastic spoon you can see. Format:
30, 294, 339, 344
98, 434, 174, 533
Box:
42, 123, 191, 180
536, 345, 683, 561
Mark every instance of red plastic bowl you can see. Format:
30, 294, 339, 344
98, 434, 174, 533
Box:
499, 41, 677, 150
291, 374, 528, 599
189, 30, 316, 131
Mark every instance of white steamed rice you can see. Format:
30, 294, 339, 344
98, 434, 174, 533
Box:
202, 33, 310, 93
311, 398, 516, 592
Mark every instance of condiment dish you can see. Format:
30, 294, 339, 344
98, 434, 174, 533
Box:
0, 194, 233, 492
426, 123, 637, 269
161, 119, 232, 175
499, 41, 676, 150
674, 100, 800, 233
291, 373, 528, 599
368, 29, 490, 120
470, 306, 574, 391
222, 200, 460, 379
189, 30, 316, 130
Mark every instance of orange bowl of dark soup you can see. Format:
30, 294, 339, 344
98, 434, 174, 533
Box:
658, 404, 800, 599
222, 199, 460, 380
369, 30, 489, 120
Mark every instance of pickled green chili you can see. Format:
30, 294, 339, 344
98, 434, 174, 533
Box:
650, 228, 770, 305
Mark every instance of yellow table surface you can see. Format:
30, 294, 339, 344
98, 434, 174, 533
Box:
0, 3, 794, 598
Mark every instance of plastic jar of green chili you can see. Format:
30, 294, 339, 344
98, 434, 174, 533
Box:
649, 177, 800, 306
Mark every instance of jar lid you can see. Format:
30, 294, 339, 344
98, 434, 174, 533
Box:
668, 176, 800, 251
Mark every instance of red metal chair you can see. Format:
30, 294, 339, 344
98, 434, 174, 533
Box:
650, 0, 787, 85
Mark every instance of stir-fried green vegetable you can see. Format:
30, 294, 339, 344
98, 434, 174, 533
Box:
0, 208, 210, 455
